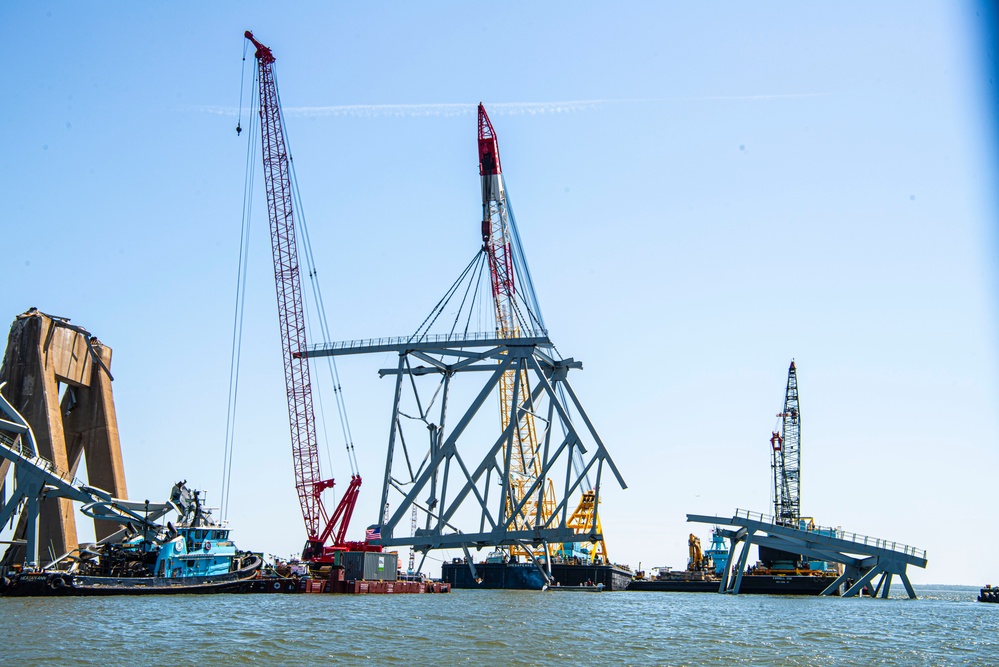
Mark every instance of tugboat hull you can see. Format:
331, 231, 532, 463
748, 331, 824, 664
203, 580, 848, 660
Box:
0, 555, 264, 597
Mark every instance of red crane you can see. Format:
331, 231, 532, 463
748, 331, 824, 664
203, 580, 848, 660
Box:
245, 31, 365, 561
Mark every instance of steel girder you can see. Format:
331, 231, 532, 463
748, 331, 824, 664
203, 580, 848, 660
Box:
306, 335, 626, 560
0, 388, 177, 567
688, 511, 927, 598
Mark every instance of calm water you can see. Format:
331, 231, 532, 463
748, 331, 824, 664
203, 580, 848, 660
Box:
3, 586, 994, 666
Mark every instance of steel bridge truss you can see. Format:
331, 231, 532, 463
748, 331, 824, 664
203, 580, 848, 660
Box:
688, 510, 928, 599
0, 386, 174, 569
305, 332, 626, 576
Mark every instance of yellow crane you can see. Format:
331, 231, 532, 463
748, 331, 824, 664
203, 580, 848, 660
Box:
688, 534, 703, 571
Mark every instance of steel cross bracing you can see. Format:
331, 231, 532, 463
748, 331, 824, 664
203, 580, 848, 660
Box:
772, 361, 800, 525
304, 334, 626, 568
0, 387, 175, 568
687, 510, 928, 599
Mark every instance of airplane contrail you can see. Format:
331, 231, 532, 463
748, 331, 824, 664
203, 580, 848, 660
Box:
193, 94, 827, 119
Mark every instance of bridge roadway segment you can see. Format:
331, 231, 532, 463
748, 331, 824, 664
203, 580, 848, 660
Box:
688, 509, 927, 599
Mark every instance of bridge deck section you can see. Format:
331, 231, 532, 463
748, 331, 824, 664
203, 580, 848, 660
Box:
302, 331, 551, 358
687, 509, 927, 598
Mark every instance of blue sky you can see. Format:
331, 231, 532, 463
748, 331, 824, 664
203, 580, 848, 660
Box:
2, 2, 997, 585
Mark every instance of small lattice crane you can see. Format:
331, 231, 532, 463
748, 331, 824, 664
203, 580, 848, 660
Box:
771, 360, 801, 526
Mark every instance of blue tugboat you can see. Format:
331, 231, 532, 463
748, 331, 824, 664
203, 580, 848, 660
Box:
0, 481, 263, 596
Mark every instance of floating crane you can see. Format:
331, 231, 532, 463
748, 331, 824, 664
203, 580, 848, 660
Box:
770, 360, 800, 527
477, 104, 608, 563
301, 106, 627, 584
244, 31, 364, 562
478, 105, 556, 556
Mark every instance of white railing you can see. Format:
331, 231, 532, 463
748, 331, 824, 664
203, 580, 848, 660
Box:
734, 508, 926, 560
305, 329, 549, 353
0, 431, 86, 491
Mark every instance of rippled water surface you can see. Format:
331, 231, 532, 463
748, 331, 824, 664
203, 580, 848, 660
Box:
3, 585, 994, 666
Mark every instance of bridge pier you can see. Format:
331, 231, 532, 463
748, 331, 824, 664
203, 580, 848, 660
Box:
0, 309, 128, 568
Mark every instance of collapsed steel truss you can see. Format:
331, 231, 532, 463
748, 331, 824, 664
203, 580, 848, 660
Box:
305, 332, 626, 572
688, 510, 928, 599
0, 386, 173, 569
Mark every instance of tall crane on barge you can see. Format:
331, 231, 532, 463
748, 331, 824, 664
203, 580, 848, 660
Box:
477, 104, 608, 563
244, 31, 366, 562
297, 104, 627, 583
770, 360, 801, 527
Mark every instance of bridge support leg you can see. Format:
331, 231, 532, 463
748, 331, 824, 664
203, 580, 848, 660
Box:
843, 567, 880, 597
24, 495, 39, 567
880, 573, 893, 599
872, 572, 886, 597
731, 537, 753, 595
524, 544, 552, 586
719, 538, 740, 593
461, 545, 479, 581
900, 570, 917, 599
819, 571, 850, 596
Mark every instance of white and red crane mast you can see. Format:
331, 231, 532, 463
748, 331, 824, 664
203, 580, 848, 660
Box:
478, 105, 516, 327
477, 105, 611, 562
477, 104, 562, 554
245, 31, 363, 561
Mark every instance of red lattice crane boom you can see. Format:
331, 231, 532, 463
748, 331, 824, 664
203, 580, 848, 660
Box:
245, 31, 363, 561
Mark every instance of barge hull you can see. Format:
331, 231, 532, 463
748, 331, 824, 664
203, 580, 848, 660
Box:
441, 562, 633, 591
628, 574, 838, 595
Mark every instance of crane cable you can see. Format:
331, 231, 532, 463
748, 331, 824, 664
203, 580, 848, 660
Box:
252, 64, 346, 501
235, 38, 248, 136
291, 159, 359, 478
450, 251, 489, 338
221, 53, 259, 521
502, 184, 546, 333
503, 188, 592, 490
408, 251, 484, 342
277, 85, 360, 478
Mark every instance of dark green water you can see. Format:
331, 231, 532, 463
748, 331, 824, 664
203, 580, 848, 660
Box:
3, 586, 994, 666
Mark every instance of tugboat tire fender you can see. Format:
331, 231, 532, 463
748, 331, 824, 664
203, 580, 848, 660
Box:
273, 581, 282, 591
49, 575, 67, 590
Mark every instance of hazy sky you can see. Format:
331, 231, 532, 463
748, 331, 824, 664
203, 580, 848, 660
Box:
2, 2, 997, 585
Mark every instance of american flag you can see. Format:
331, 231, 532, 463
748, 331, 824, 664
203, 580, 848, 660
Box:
365, 525, 381, 541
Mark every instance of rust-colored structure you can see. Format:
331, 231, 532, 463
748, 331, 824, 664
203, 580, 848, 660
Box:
0, 309, 127, 566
